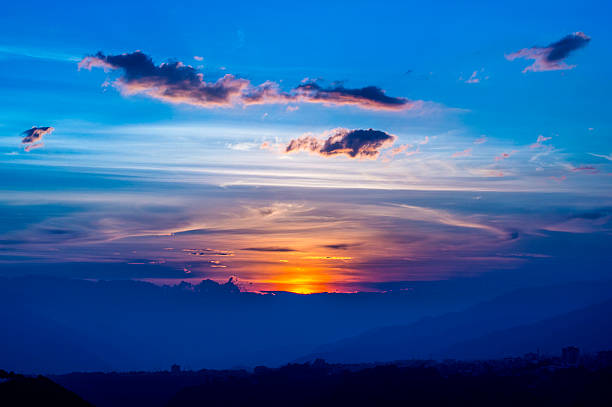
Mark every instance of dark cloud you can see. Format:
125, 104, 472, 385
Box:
506, 32, 590, 72
284, 128, 396, 159
183, 248, 234, 256
79, 51, 251, 107
79, 51, 418, 111
292, 82, 415, 110
322, 243, 355, 250
21, 126, 54, 152
242, 247, 297, 252
569, 211, 609, 220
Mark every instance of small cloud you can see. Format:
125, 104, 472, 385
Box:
242, 247, 297, 252
550, 175, 567, 182
571, 165, 599, 174
417, 136, 430, 145
464, 71, 480, 84
451, 148, 472, 158
474, 136, 487, 144
495, 150, 517, 161
530, 134, 552, 148
194, 56, 203, 61
322, 243, 355, 250
284, 128, 396, 160
505, 32, 591, 73
227, 142, 258, 151
21, 126, 54, 152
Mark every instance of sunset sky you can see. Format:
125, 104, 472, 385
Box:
1, 0, 611, 293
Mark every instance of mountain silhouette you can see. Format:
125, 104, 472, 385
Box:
444, 297, 612, 358
299, 281, 612, 363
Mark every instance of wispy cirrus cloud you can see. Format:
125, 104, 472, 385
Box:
530, 135, 552, 149
451, 148, 472, 158
79, 51, 419, 111
21, 126, 54, 152
505, 32, 590, 73
461, 69, 488, 84
571, 165, 599, 174
284, 128, 396, 160
589, 153, 612, 162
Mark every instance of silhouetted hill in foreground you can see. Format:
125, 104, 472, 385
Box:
299, 282, 612, 363
0, 370, 92, 406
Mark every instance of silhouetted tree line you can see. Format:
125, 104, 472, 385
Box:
166, 362, 612, 407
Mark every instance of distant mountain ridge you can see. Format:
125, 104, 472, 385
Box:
444, 297, 612, 359
299, 281, 612, 363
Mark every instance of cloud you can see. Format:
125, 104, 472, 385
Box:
530, 135, 552, 148
550, 175, 567, 183
505, 32, 591, 73
382, 143, 417, 161
571, 165, 599, 174
465, 71, 480, 84
291, 81, 417, 111
79, 51, 252, 108
474, 136, 487, 145
21, 126, 54, 152
193, 56, 203, 61
495, 150, 517, 161
24, 143, 45, 152
284, 128, 396, 159
322, 243, 355, 250
589, 153, 612, 161
183, 248, 234, 256
242, 247, 297, 252
79, 51, 419, 111
451, 148, 472, 158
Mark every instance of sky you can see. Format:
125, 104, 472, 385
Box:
1, 0, 611, 293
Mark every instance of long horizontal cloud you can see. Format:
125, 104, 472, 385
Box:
79, 51, 416, 111
21, 126, 54, 152
290, 82, 415, 110
284, 128, 396, 159
505, 32, 590, 73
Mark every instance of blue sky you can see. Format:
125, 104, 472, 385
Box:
1, 0, 611, 292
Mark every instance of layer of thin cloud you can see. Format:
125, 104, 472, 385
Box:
21, 126, 54, 152
505, 32, 591, 73
79, 51, 418, 111
284, 128, 396, 159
